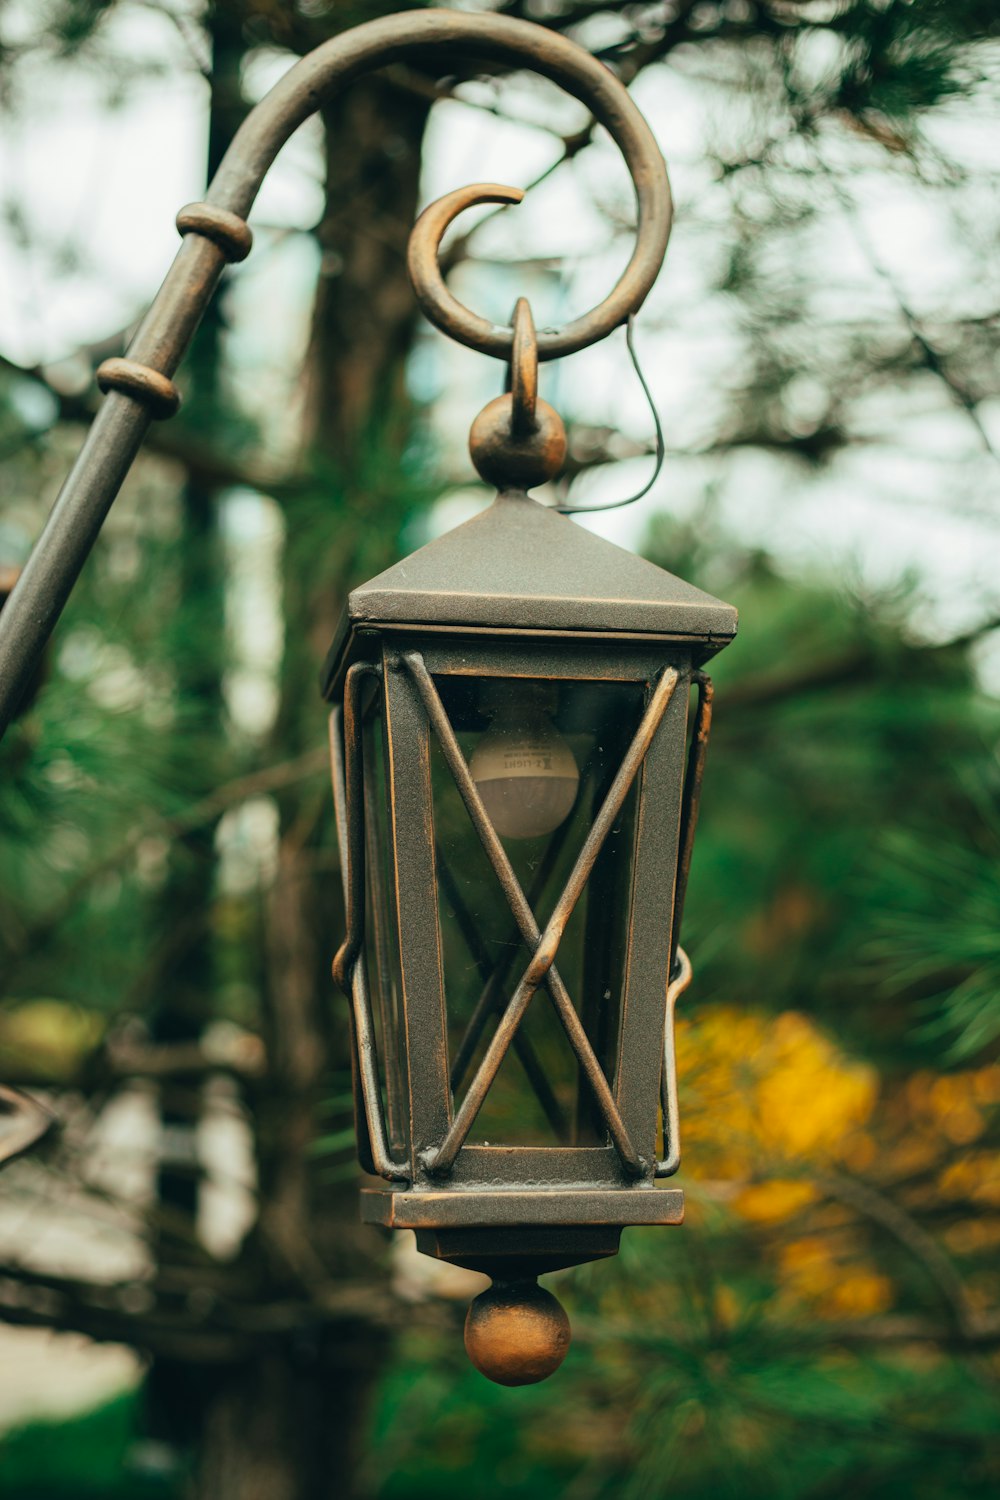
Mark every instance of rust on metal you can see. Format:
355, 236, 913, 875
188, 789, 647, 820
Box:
0, 6, 742, 1387
95, 358, 181, 420
363, 716, 406, 1155
404, 108, 665, 363
323, 499, 736, 693
462, 295, 570, 492
324, 621, 708, 1340
520, 667, 678, 988
362, 1184, 685, 1230
407, 182, 524, 346
403, 647, 644, 1177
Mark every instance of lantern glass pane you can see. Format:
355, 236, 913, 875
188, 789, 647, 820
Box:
430, 672, 645, 1147
361, 683, 407, 1157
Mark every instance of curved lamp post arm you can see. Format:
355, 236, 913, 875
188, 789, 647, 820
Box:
0, 9, 670, 739
0, 1085, 54, 1167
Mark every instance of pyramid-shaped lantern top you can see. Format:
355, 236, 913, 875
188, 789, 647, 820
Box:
322, 491, 737, 697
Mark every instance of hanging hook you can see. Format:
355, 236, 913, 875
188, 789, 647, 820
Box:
508, 298, 539, 438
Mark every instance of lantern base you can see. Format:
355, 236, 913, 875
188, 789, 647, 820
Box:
361, 1184, 684, 1231
416, 1225, 623, 1279
361, 1184, 684, 1278
464, 1279, 571, 1386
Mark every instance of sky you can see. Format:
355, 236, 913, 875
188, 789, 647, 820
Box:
0, 0, 998, 696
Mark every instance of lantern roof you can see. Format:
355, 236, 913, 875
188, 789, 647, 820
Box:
322, 491, 737, 695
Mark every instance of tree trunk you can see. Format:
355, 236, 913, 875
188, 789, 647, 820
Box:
189, 32, 430, 1500
142, 3, 246, 1461
197, 1332, 388, 1500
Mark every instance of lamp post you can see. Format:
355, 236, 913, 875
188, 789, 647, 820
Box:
0, 10, 736, 1383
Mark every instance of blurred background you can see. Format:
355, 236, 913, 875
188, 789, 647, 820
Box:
1, 0, 999, 1496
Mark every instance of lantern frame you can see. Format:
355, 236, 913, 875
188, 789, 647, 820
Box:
324, 487, 734, 1275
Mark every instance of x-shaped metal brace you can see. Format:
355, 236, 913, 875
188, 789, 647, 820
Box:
404, 652, 678, 1178
331, 654, 703, 1187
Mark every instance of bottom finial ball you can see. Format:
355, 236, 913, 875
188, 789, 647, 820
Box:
464, 1280, 571, 1386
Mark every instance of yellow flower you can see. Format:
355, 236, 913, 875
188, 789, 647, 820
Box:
735, 1179, 818, 1224
677, 1005, 877, 1177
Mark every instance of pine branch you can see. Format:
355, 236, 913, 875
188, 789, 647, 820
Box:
807, 142, 1000, 468
103, 1035, 265, 1084
817, 1168, 980, 1339
0, 749, 329, 996
0, 1259, 397, 1363
720, 614, 1000, 713
131, 0, 212, 80
574, 1305, 1000, 1353
0, 347, 307, 497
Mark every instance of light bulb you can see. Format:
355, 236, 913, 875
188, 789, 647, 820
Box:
470, 683, 579, 840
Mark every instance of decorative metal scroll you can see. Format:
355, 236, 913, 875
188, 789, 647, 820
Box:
0, 9, 671, 739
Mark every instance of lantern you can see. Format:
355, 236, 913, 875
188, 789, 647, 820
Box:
0, 7, 740, 1389
325, 293, 737, 1386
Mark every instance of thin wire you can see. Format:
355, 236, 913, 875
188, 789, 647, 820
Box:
554, 314, 665, 515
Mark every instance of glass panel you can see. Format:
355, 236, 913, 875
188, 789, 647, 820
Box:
430, 672, 645, 1146
361, 679, 407, 1157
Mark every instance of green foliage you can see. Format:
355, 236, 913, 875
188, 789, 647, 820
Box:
368, 1234, 1000, 1500
359, 523, 1000, 1500
0, 481, 238, 1019
0, 1393, 180, 1499
824, 0, 1000, 126
864, 779, 1000, 1057
642, 517, 1000, 1066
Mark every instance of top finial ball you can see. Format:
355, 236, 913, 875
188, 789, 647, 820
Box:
469, 395, 567, 492
464, 1280, 571, 1386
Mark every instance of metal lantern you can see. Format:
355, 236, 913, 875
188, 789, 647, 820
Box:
0, 8, 739, 1387
325, 292, 737, 1384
